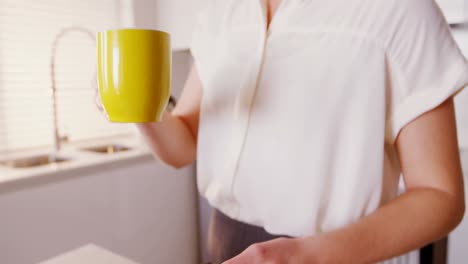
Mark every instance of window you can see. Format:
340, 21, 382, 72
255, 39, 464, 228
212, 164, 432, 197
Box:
0, 0, 135, 154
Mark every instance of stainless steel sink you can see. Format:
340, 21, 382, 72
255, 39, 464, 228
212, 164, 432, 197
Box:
0, 155, 69, 169
81, 144, 131, 154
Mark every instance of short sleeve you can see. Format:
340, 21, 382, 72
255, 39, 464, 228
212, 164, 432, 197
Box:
386, 0, 468, 142
190, 0, 218, 85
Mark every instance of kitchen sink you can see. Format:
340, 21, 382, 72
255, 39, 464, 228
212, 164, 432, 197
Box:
81, 144, 131, 154
0, 155, 69, 169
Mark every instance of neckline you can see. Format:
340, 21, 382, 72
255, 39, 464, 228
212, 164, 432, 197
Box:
259, 0, 287, 31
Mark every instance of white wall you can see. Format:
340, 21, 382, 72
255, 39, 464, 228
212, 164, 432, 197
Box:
451, 27, 468, 148
436, 0, 467, 24
132, 0, 157, 30
0, 157, 199, 264
152, 0, 207, 49
132, 0, 205, 48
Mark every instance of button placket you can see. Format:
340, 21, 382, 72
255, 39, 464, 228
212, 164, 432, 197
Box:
224, 1, 271, 217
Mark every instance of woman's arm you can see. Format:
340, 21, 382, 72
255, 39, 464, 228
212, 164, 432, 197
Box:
304, 99, 465, 263
224, 99, 465, 264
137, 65, 203, 168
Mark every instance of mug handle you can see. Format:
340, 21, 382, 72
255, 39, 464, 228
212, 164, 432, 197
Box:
167, 95, 177, 112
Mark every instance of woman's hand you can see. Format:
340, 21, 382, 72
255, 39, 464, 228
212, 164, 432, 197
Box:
222, 237, 321, 264
136, 66, 202, 168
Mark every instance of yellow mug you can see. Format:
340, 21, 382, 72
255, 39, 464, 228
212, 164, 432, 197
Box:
97, 29, 171, 123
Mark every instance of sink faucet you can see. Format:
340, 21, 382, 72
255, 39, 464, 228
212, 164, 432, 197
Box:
50, 27, 177, 155
50, 27, 95, 154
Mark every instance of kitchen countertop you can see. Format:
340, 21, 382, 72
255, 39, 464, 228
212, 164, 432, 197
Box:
2, 138, 468, 187
0, 134, 153, 186
38, 244, 140, 264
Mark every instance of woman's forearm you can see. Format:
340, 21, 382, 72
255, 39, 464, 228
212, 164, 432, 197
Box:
305, 188, 465, 263
137, 111, 197, 168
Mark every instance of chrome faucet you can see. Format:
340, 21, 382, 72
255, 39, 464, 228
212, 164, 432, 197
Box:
50, 27, 95, 154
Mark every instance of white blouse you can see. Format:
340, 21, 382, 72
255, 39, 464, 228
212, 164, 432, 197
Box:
191, 0, 467, 242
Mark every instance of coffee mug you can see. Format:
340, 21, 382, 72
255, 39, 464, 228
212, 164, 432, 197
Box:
97, 29, 171, 123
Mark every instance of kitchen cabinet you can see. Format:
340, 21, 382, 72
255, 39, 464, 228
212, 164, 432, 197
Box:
0, 156, 199, 264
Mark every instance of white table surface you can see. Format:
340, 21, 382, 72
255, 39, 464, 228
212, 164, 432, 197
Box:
38, 244, 139, 264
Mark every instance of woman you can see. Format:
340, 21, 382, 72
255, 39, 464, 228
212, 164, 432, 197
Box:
122, 0, 467, 263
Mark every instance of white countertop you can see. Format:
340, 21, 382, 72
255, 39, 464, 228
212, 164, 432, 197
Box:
0, 135, 153, 186
2, 138, 468, 188
38, 244, 140, 264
